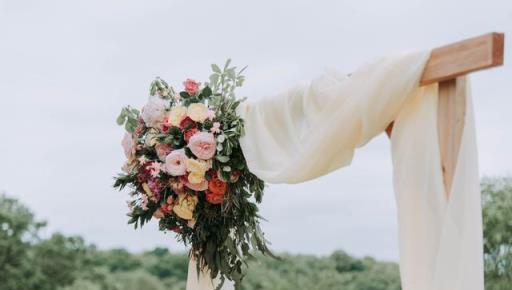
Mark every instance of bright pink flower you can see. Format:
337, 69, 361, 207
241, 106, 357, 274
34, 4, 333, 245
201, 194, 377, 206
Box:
207, 109, 216, 121
164, 149, 187, 176
188, 132, 216, 160
183, 79, 200, 95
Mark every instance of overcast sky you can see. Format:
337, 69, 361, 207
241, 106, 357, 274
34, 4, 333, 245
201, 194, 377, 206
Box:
0, 0, 510, 261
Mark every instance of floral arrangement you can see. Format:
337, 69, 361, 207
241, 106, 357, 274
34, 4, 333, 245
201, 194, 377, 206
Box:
114, 60, 273, 289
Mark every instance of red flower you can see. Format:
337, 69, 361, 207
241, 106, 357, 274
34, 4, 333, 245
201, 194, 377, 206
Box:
184, 128, 199, 142
161, 203, 173, 214
205, 177, 227, 204
180, 117, 197, 130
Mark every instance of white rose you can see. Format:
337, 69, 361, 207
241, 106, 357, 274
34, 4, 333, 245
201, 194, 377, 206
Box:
141, 97, 168, 128
187, 103, 208, 123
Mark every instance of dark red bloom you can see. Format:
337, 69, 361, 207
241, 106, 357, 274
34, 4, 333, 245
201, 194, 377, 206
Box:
180, 117, 197, 130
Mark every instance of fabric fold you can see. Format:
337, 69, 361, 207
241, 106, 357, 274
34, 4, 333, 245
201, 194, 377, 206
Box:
187, 51, 484, 290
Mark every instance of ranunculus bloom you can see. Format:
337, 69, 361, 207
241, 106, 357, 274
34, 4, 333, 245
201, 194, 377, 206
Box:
173, 193, 198, 220
141, 97, 168, 128
121, 132, 134, 158
185, 179, 208, 191
168, 106, 187, 127
184, 128, 199, 142
188, 132, 216, 160
208, 177, 228, 196
183, 79, 200, 95
164, 149, 187, 176
205, 190, 224, 204
155, 143, 172, 161
187, 103, 208, 123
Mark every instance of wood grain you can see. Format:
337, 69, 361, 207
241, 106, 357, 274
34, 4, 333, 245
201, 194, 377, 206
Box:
420, 32, 504, 85
437, 78, 466, 197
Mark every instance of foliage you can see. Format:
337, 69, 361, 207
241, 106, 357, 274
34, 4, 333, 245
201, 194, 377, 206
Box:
2, 175, 512, 289
482, 177, 512, 290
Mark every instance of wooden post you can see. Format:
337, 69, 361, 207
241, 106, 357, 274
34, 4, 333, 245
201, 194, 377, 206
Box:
437, 78, 466, 196
385, 32, 505, 197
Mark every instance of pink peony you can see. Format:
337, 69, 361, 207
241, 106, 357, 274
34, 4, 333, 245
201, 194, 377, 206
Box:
188, 132, 216, 160
185, 179, 208, 191
141, 97, 168, 128
155, 143, 172, 161
121, 132, 134, 158
164, 149, 187, 176
183, 79, 200, 95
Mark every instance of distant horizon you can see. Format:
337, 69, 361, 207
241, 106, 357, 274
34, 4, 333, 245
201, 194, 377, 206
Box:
1, 0, 511, 262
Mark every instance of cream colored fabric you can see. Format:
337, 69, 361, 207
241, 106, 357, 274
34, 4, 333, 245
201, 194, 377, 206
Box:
186, 258, 234, 290
187, 51, 484, 290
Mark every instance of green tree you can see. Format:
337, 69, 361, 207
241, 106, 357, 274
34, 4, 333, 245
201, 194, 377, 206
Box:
482, 177, 512, 290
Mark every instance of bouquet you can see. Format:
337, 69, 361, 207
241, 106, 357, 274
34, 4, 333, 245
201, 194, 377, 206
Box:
114, 60, 274, 289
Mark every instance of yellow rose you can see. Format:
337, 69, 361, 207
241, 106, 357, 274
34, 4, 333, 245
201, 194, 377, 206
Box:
173, 193, 198, 220
188, 171, 205, 184
185, 158, 208, 174
187, 103, 208, 123
142, 183, 153, 197
168, 106, 187, 126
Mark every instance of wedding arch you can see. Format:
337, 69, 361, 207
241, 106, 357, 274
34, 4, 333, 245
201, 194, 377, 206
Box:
216, 32, 505, 290
116, 32, 505, 290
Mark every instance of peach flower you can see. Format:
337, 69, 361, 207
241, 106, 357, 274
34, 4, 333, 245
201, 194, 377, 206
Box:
188, 132, 216, 160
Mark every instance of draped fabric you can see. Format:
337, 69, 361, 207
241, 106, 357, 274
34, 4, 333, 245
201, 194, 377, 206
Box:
186, 51, 484, 290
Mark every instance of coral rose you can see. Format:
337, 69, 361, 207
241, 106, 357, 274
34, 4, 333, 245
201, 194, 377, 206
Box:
188, 132, 216, 160
187, 103, 208, 123
205, 177, 227, 205
164, 149, 187, 176
183, 79, 200, 95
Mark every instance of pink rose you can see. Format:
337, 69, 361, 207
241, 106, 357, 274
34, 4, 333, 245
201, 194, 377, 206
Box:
121, 132, 134, 158
164, 149, 187, 176
188, 132, 216, 160
183, 79, 200, 95
185, 179, 208, 191
155, 144, 172, 161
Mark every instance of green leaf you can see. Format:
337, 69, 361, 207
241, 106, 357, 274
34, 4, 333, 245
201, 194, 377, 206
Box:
211, 64, 222, 73
180, 91, 191, 99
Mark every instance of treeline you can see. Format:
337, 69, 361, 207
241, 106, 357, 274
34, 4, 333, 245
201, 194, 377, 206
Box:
1, 177, 511, 290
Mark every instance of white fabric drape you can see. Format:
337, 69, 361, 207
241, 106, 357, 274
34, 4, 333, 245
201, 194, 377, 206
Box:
186, 51, 484, 290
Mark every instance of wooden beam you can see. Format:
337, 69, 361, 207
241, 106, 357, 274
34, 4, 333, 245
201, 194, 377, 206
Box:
420, 32, 504, 85
386, 32, 505, 137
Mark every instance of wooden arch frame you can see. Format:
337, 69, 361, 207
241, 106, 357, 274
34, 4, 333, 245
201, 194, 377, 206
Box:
386, 32, 505, 196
